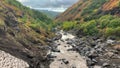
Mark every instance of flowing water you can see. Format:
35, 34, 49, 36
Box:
50, 30, 88, 68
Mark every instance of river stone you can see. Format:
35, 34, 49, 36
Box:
102, 63, 110, 67
92, 59, 98, 63
66, 41, 73, 45
53, 33, 62, 40
51, 48, 60, 52
62, 59, 69, 64
107, 39, 115, 45
47, 54, 57, 58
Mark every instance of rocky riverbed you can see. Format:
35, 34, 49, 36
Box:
72, 36, 120, 68
47, 30, 120, 68
49, 30, 88, 68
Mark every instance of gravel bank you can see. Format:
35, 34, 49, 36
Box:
0, 50, 29, 68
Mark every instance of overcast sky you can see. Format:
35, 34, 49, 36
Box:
17, 0, 78, 12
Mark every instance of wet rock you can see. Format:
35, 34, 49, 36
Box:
86, 58, 95, 66
46, 38, 53, 42
63, 32, 67, 35
62, 59, 69, 64
90, 43, 96, 47
51, 48, 60, 52
50, 43, 58, 48
78, 41, 85, 45
111, 54, 120, 59
92, 36, 99, 40
60, 39, 65, 42
71, 65, 76, 68
92, 59, 98, 63
86, 38, 96, 47
41, 46, 52, 50
66, 41, 73, 45
53, 33, 62, 40
96, 39, 103, 43
102, 63, 110, 67
88, 52, 98, 59
65, 38, 70, 41
64, 46, 67, 47
108, 36, 116, 40
67, 48, 76, 51
58, 59, 69, 64
107, 39, 115, 45
47, 54, 57, 58
57, 43, 61, 45
83, 47, 91, 52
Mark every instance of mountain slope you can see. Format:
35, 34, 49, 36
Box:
102, 0, 120, 11
0, 0, 54, 68
56, 0, 120, 22
4, 0, 54, 31
57, 0, 120, 38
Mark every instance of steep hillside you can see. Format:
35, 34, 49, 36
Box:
4, 0, 54, 31
0, 0, 54, 68
57, 0, 120, 38
102, 0, 120, 11
56, 0, 120, 22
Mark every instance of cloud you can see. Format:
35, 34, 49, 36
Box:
18, 0, 78, 12
33, 7, 67, 12
17, 0, 28, 2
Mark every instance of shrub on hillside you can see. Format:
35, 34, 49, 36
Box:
107, 18, 120, 28
62, 21, 76, 31
64, 15, 120, 38
80, 20, 99, 35
105, 27, 120, 38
